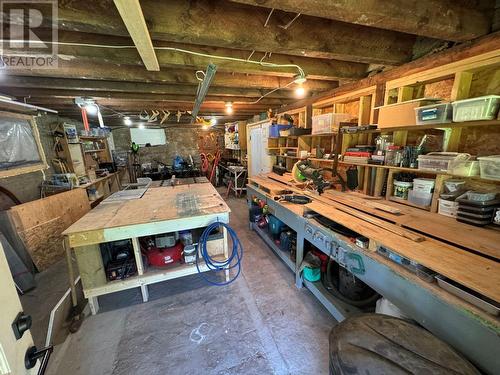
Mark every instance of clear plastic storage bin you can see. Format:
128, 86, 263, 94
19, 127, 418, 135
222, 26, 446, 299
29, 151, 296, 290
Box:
408, 189, 432, 207
417, 152, 464, 172
312, 113, 354, 134
412, 178, 435, 193
452, 95, 500, 122
447, 159, 480, 176
478, 155, 500, 180
415, 103, 452, 125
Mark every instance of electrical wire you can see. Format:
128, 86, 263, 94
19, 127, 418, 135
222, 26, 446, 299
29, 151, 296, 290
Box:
196, 221, 243, 286
2, 39, 305, 111
1, 39, 305, 77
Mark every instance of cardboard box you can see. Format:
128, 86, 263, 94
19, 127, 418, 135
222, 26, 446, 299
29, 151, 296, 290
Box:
377, 98, 440, 129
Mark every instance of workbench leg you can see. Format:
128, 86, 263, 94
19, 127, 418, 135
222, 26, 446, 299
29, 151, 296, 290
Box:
223, 227, 230, 282
140, 285, 149, 302
89, 297, 100, 315
63, 237, 78, 308
295, 232, 305, 289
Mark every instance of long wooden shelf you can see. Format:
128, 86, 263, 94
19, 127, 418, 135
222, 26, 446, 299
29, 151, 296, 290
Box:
338, 161, 500, 182
377, 119, 500, 132
388, 196, 431, 211
339, 161, 442, 174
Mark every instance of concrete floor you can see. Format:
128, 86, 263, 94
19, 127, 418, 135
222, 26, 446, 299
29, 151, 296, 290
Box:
46, 194, 337, 375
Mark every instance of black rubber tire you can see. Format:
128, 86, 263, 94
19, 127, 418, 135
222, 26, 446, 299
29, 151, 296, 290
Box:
329, 314, 480, 375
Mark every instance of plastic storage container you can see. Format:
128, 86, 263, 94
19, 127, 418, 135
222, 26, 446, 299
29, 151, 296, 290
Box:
412, 178, 435, 193
408, 189, 432, 207
393, 180, 413, 199
269, 124, 292, 138
311, 113, 354, 134
415, 103, 452, 125
417, 152, 464, 172
494, 208, 500, 225
452, 95, 500, 122
447, 159, 480, 177
478, 155, 500, 180
466, 191, 497, 202
438, 199, 459, 217
443, 179, 466, 192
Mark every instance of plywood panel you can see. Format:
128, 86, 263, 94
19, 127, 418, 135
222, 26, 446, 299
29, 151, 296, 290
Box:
7, 189, 90, 270
64, 184, 230, 236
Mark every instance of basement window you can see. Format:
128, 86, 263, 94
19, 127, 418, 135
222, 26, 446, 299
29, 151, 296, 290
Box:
130, 128, 166, 146
0, 111, 47, 178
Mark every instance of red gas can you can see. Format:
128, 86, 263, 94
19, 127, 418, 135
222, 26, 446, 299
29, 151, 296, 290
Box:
146, 242, 184, 267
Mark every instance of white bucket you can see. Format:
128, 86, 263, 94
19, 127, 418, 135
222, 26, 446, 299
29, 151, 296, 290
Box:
412, 178, 435, 193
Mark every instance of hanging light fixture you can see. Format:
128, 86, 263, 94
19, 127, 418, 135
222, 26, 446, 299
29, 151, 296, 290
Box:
123, 116, 132, 126
225, 101, 233, 114
293, 73, 307, 84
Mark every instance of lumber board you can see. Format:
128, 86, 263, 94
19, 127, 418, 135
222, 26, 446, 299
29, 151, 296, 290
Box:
304, 192, 424, 242
63, 184, 229, 237
305, 201, 500, 303
323, 190, 500, 260
266, 173, 305, 188
247, 176, 293, 197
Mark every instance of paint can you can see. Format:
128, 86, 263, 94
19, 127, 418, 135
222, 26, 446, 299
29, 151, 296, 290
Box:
184, 244, 197, 264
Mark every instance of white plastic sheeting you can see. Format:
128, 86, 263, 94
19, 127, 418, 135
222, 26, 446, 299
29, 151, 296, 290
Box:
0, 116, 41, 170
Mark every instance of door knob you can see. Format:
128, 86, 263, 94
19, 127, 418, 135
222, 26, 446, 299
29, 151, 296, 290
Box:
12, 312, 32, 340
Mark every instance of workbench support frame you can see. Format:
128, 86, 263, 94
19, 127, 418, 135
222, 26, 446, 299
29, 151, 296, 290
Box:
247, 185, 500, 374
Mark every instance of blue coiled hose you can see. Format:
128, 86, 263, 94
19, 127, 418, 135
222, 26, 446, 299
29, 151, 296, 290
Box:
196, 221, 243, 286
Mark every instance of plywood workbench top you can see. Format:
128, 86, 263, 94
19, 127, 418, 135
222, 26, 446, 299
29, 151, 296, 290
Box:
63, 183, 230, 236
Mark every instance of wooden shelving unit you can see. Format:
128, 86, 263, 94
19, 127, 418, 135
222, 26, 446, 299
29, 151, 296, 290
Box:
269, 48, 500, 215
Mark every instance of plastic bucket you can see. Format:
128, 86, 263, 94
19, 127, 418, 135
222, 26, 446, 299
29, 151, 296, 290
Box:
393, 180, 413, 199
412, 178, 435, 193
303, 267, 321, 282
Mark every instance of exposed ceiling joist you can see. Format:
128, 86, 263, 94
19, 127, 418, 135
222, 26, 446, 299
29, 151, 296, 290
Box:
229, 0, 492, 42
56, 0, 416, 65
112, 0, 159, 71
3, 62, 339, 91
4, 88, 294, 106
8, 30, 367, 81
0, 76, 303, 99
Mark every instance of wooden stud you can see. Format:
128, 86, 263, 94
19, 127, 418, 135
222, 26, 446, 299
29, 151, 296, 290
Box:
74, 245, 107, 290
430, 175, 451, 213
397, 86, 414, 102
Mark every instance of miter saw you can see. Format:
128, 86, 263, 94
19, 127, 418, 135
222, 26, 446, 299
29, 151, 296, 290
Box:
291, 160, 331, 194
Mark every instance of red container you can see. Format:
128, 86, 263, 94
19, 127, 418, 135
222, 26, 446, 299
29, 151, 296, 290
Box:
146, 242, 183, 267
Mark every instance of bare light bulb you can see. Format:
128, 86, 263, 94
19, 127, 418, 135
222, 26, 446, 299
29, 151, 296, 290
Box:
226, 106, 234, 114
295, 85, 305, 98
138, 123, 145, 129
85, 104, 98, 115
124, 116, 132, 126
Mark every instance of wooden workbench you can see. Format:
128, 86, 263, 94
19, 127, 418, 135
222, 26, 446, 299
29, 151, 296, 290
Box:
63, 183, 231, 314
246, 177, 500, 373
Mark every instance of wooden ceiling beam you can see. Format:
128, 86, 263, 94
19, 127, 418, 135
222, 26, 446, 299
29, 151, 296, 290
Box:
112, 0, 159, 71
56, 0, 416, 65
229, 0, 492, 42
0, 76, 304, 99
11, 30, 367, 81
3, 61, 339, 91
4, 88, 293, 106
22, 98, 269, 113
